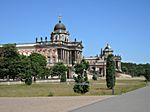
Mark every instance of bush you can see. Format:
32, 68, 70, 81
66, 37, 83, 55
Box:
73, 73, 89, 94
60, 73, 66, 82
48, 91, 54, 97
92, 74, 97, 80
25, 77, 32, 85
73, 59, 90, 94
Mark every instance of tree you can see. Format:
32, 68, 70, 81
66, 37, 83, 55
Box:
106, 54, 116, 94
0, 44, 19, 80
121, 62, 149, 77
9, 54, 33, 85
0, 45, 52, 85
121, 66, 128, 73
43, 68, 52, 79
28, 53, 47, 80
143, 69, 150, 82
73, 59, 90, 94
16, 53, 49, 85
0, 45, 33, 85
50, 62, 68, 82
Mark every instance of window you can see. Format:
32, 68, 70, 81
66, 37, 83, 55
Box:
53, 56, 55, 62
47, 56, 51, 64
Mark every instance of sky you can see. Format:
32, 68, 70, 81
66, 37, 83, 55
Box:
0, 0, 150, 64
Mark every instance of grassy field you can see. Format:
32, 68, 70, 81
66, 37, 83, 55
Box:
0, 78, 148, 97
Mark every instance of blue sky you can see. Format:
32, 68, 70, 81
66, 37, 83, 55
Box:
0, 0, 150, 64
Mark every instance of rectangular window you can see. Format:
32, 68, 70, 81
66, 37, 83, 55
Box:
47, 56, 51, 64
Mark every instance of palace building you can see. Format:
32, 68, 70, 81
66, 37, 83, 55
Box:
1, 17, 122, 78
16, 17, 83, 78
85, 44, 122, 77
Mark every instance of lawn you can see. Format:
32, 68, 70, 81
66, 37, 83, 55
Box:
0, 78, 148, 97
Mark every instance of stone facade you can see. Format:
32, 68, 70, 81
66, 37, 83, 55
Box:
1, 17, 122, 78
17, 18, 83, 78
85, 44, 122, 77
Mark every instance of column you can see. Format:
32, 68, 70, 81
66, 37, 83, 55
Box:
74, 51, 76, 63
62, 49, 64, 62
67, 50, 69, 64
76, 51, 78, 63
70, 51, 72, 64
63, 49, 65, 63
76, 51, 78, 61
58, 49, 60, 62
65, 50, 67, 64
61, 49, 63, 61
65, 49, 67, 64
64, 49, 66, 64
103, 66, 106, 77
66, 50, 68, 64
80, 51, 82, 61
69, 51, 71, 64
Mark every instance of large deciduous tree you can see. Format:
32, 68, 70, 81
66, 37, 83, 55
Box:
0, 45, 51, 85
16, 55, 33, 85
0, 44, 19, 80
106, 54, 116, 94
17, 53, 48, 85
28, 53, 47, 80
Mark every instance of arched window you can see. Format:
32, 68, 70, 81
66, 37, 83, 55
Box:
65, 37, 67, 42
61, 35, 64, 41
55, 35, 58, 41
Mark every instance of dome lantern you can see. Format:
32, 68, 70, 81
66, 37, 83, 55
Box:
54, 16, 66, 31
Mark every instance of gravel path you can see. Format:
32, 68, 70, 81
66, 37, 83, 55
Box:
0, 96, 112, 112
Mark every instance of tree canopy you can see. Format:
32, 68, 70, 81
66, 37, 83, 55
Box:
50, 62, 68, 82
0, 44, 50, 85
0, 44, 19, 80
28, 53, 47, 80
74, 59, 89, 75
121, 62, 150, 77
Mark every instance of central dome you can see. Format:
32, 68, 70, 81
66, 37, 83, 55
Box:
104, 44, 113, 52
54, 21, 66, 31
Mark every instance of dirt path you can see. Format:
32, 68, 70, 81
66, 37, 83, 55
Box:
0, 96, 112, 112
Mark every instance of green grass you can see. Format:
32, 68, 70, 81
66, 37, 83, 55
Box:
0, 79, 148, 97
0, 83, 78, 97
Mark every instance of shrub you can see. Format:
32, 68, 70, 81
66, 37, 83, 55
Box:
92, 74, 97, 80
73, 73, 89, 94
48, 91, 54, 97
60, 73, 66, 82
73, 59, 90, 94
25, 77, 32, 85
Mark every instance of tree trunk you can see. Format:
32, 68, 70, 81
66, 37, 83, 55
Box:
112, 87, 114, 95
7, 75, 10, 82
